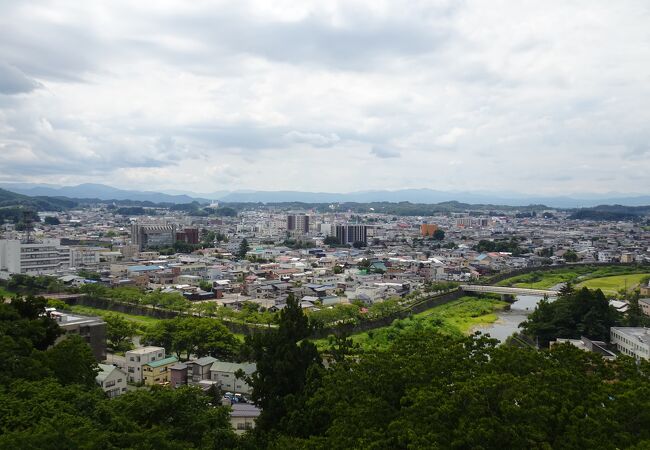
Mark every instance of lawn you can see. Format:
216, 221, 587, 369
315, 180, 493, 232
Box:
0, 286, 13, 299
577, 273, 650, 295
315, 296, 507, 351
68, 304, 247, 342
69, 305, 163, 326
497, 265, 650, 290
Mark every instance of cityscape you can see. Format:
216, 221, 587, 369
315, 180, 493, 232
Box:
1, 0, 650, 449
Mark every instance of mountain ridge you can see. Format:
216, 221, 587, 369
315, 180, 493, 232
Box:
2, 183, 649, 208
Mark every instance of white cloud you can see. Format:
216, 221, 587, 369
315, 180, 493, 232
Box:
0, 0, 648, 195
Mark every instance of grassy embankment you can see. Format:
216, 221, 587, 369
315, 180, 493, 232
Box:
496, 265, 650, 290
67, 304, 246, 342
315, 296, 507, 351
0, 286, 13, 299
577, 273, 650, 295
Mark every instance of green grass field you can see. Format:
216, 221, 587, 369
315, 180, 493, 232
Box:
68, 304, 246, 342
0, 286, 13, 299
497, 265, 650, 290
315, 296, 507, 351
69, 305, 163, 326
576, 273, 650, 295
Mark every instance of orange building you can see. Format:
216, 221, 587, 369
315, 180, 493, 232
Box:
420, 224, 439, 237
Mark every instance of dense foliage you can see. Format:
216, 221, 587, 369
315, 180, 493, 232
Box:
474, 238, 524, 255
520, 286, 622, 346
143, 316, 241, 360
265, 330, 650, 449
0, 296, 237, 448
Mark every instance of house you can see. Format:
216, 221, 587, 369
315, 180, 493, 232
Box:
185, 356, 218, 384
125, 346, 166, 383
640, 298, 650, 317
96, 363, 128, 398
170, 362, 188, 388
142, 355, 179, 385
230, 403, 261, 434
210, 361, 256, 395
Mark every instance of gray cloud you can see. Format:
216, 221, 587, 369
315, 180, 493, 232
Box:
371, 146, 400, 159
0, 1, 648, 195
0, 63, 40, 94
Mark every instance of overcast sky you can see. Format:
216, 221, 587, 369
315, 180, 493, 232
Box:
1, 0, 649, 195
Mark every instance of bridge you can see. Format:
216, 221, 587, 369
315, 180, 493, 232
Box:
459, 285, 559, 298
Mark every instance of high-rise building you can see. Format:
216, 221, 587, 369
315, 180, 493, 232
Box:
335, 224, 368, 245
131, 223, 176, 250
0, 239, 71, 276
420, 224, 439, 237
287, 214, 310, 234
175, 228, 199, 245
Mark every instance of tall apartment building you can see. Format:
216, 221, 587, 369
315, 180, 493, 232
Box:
125, 346, 166, 383
287, 214, 310, 234
610, 327, 650, 360
131, 224, 176, 250
175, 228, 199, 245
0, 239, 71, 276
335, 224, 368, 245
420, 224, 439, 237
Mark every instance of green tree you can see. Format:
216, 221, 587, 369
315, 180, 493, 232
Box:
104, 314, 137, 352
46, 335, 99, 387
43, 216, 60, 225
432, 229, 445, 241
238, 238, 250, 259
246, 293, 322, 433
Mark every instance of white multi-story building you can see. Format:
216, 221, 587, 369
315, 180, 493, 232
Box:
125, 346, 166, 383
610, 327, 650, 360
0, 239, 71, 276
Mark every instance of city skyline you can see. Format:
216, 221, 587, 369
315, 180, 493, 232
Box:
1, 1, 649, 195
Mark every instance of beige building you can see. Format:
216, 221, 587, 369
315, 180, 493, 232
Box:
125, 346, 166, 383
142, 356, 179, 386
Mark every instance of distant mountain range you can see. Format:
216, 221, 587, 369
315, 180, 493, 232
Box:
1, 183, 211, 204
1, 183, 649, 208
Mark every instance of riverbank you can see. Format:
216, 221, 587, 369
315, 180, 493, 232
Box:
314, 296, 507, 351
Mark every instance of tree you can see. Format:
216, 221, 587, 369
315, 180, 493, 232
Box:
564, 249, 579, 262
432, 229, 445, 241
332, 265, 343, 275
46, 335, 99, 388
352, 240, 366, 249
238, 238, 250, 259
104, 314, 137, 352
323, 236, 340, 246
246, 293, 322, 433
44, 216, 60, 225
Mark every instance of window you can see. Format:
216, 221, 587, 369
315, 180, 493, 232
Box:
128, 367, 134, 373
117, 378, 122, 382
105, 380, 115, 387
129, 357, 134, 361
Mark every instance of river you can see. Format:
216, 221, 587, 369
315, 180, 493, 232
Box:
476, 294, 546, 343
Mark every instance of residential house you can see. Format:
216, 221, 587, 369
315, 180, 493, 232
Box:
186, 356, 218, 384
170, 362, 188, 388
210, 361, 256, 395
125, 346, 166, 383
142, 355, 179, 386
230, 403, 261, 434
96, 363, 128, 398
